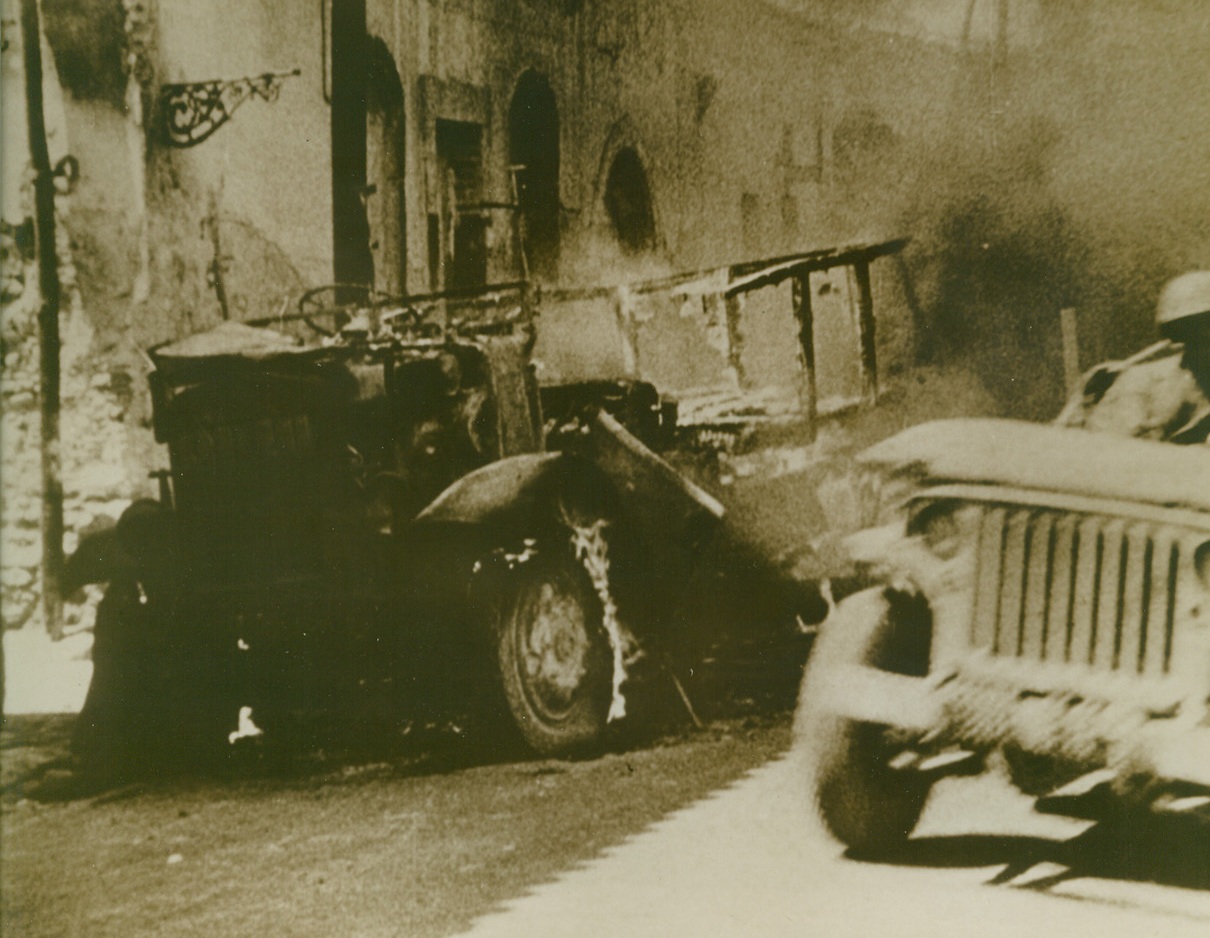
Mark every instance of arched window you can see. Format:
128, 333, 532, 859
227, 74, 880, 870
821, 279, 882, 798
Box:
603, 147, 656, 254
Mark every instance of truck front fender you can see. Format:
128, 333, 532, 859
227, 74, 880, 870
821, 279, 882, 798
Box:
416, 412, 724, 552
414, 413, 727, 641
415, 452, 601, 530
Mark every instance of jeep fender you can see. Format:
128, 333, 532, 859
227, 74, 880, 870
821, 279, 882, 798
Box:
800, 587, 939, 734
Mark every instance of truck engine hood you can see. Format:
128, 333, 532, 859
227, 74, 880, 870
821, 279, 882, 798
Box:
860, 418, 1210, 513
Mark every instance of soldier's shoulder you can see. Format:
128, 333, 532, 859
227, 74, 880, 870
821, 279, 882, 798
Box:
1084, 340, 1183, 388
1115, 339, 1183, 367
1110, 341, 1188, 383
1057, 341, 1196, 428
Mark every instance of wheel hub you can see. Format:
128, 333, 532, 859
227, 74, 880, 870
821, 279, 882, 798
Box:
520, 579, 590, 718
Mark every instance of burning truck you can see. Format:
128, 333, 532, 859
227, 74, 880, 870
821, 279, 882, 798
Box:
64, 238, 908, 778
64, 285, 736, 775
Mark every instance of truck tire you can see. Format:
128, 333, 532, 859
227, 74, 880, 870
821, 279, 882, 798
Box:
794, 588, 932, 854
493, 552, 613, 757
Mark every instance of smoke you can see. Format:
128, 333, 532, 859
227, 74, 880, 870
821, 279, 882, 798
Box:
900, 114, 1079, 418
895, 2, 1210, 420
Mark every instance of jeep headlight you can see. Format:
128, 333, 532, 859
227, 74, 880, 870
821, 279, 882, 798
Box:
854, 464, 925, 530
907, 500, 980, 561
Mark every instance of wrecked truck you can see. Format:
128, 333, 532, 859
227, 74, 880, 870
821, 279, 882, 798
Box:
66, 289, 725, 770
794, 418, 1210, 850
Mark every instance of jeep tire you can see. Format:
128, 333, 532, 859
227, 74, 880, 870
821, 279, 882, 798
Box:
795, 588, 932, 853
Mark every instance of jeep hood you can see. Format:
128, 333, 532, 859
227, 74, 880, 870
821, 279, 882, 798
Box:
860, 418, 1210, 513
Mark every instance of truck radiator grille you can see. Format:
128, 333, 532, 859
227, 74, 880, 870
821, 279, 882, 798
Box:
970, 506, 1186, 675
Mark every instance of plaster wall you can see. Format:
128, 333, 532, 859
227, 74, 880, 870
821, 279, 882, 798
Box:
142, 0, 331, 340
108, 0, 1210, 413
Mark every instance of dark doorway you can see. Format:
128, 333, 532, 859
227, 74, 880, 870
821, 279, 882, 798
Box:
436, 119, 487, 291
508, 72, 561, 281
329, 0, 373, 289
365, 39, 406, 295
604, 147, 656, 254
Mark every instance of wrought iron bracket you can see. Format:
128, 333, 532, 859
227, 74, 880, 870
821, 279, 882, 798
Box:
159, 69, 300, 148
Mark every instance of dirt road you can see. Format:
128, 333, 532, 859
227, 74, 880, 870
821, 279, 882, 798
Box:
1, 714, 786, 938
4, 713, 1207, 938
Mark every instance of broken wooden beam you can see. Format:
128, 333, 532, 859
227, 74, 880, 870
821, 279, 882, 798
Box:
791, 273, 817, 442
854, 259, 878, 403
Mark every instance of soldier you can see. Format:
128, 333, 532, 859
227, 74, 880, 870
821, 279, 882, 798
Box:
66, 501, 181, 783
1056, 271, 1210, 443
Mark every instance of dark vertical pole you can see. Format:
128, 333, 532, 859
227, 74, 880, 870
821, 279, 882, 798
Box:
1060, 306, 1081, 395
21, 0, 64, 640
854, 259, 878, 404
791, 273, 817, 443
508, 166, 530, 283
330, 0, 372, 291
723, 280, 747, 389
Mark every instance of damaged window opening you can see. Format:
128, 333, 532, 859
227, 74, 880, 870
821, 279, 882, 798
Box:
436, 119, 487, 290
509, 71, 561, 281
329, 0, 373, 290
604, 146, 656, 255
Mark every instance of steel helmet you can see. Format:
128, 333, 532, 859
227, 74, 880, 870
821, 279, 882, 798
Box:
1156, 270, 1210, 334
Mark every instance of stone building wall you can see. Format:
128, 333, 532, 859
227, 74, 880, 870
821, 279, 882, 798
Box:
6, 0, 1210, 634
12, 0, 1200, 394
89, 0, 1210, 409
1, 0, 158, 633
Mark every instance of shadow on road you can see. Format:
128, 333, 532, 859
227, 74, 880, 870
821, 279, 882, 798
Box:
853, 820, 1210, 894
2, 702, 790, 805
1, 712, 567, 803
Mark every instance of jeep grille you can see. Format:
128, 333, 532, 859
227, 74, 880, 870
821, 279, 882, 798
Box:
969, 505, 1200, 675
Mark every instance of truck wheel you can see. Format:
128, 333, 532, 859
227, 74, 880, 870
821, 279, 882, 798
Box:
494, 553, 612, 757
795, 588, 932, 854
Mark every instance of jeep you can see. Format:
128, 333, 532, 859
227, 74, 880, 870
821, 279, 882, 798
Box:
794, 418, 1210, 851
